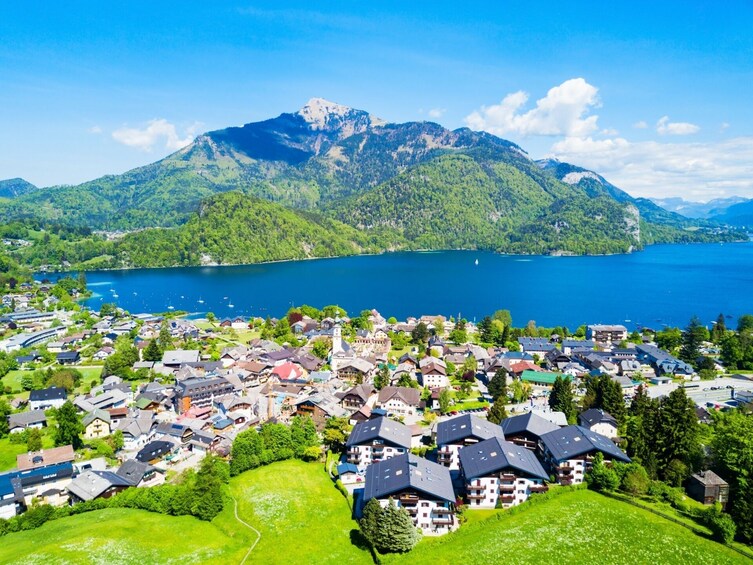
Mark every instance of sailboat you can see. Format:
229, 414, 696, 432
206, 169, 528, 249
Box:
197, 297, 204, 304
228, 298, 235, 308
474, 259, 479, 266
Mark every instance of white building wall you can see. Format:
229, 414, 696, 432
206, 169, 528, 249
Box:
378, 497, 457, 536
466, 475, 545, 509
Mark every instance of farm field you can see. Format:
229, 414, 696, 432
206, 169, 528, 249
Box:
0, 507, 250, 564
383, 489, 748, 564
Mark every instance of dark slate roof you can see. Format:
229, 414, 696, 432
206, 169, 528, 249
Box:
459, 437, 548, 480
116, 459, 156, 486
8, 409, 47, 428
364, 453, 455, 503
13, 461, 74, 488
501, 412, 559, 438
345, 415, 411, 449
540, 425, 630, 463
136, 440, 175, 462
337, 463, 359, 475
436, 414, 504, 446
691, 470, 728, 487
56, 351, 80, 360
29, 387, 67, 402
578, 408, 618, 428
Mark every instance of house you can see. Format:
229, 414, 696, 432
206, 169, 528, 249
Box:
561, 339, 595, 355
82, 409, 112, 440
8, 410, 47, 434
293, 391, 348, 429
362, 453, 457, 536
337, 358, 375, 381
459, 437, 548, 508
587, 325, 628, 344
578, 408, 618, 439
29, 387, 68, 410
501, 412, 559, 451
539, 425, 631, 485
0, 473, 25, 519
17, 445, 75, 471
174, 376, 236, 414
1, 461, 74, 516
686, 470, 729, 508
519, 370, 559, 386
66, 470, 132, 503
345, 415, 412, 471
136, 440, 178, 464
116, 459, 164, 487
162, 349, 200, 368
435, 414, 505, 471
420, 359, 449, 389
517, 337, 557, 358
56, 351, 81, 365
338, 384, 376, 411
113, 415, 155, 450
377, 386, 421, 416
155, 422, 194, 445
271, 362, 306, 381
336, 462, 363, 489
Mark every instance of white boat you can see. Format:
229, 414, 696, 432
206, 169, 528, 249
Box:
112, 293, 119, 298
228, 303, 235, 308
198, 297, 204, 304
474, 259, 479, 265
167, 305, 174, 310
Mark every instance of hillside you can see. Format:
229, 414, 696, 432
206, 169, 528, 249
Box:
651, 196, 751, 219
710, 200, 753, 227
0, 178, 36, 199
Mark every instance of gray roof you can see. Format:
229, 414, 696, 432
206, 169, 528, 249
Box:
578, 408, 618, 428
116, 459, 158, 486
364, 453, 455, 503
82, 408, 111, 427
67, 470, 132, 501
459, 437, 548, 481
501, 412, 559, 438
346, 415, 411, 449
436, 414, 504, 446
540, 425, 630, 463
8, 409, 47, 428
162, 349, 200, 365
29, 387, 67, 402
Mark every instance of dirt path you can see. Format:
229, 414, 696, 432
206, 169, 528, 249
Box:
232, 495, 262, 565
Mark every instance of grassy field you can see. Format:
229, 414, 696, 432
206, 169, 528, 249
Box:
230, 459, 372, 564
0, 507, 250, 564
0, 433, 54, 471
383, 489, 748, 564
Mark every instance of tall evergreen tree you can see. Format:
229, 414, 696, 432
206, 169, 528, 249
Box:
55, 400, 83, 449
600, 377, 627, 426
360, 498, 383, 548
487, 398, 507, 424
376, 499, 420, 553
158, 320, 172, 350
655, 388, 701, 482
679, 315, 706, 366
143, 339, 163, 362
549, 376, 576, 423
487, 369, 508, 401
710, 313, 727, 343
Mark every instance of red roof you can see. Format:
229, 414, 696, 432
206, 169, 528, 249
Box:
510, 361, 541, 374
272, 362, 302, 380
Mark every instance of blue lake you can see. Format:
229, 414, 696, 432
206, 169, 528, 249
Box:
75, 242, 753, 329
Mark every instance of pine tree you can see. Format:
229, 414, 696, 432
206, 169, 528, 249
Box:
549, 376, 576, 423
143, 339, 163, 362
487, 369, 508, 401
26, 428, 43, 451
374, 366, 390, 390
487, 398, 507, 424
376, 498, 420, 553
679, 315, 706, 366
710, 313, 727, 343
656, 388, 701, 482
158, 321, 172, 350
601, 377, 627, 426
360, 498, 382, 548
55, 400, 83, 449
190, 455, 224, 521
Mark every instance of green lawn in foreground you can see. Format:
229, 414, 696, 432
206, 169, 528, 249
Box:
230, 459, 372, 564
0, 507, 250, 564
384, 489, 748, 564
0, 433, 54, 471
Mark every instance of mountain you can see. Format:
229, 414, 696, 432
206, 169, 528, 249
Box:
650, 196, 751, 219
0, 99, 743, 268
0, 178, 36, 199
710, 200, 753, 227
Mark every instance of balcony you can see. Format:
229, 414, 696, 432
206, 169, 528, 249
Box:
500, 473, 516, 480
529, 485, 549, 493
499, 484, 515, 492
405, 506, 418, 514
501, 495, 516, 503
560, 465, 574, 472
437, 451, 452, 462
399, 494, 419, 505
466, 493, 485, 500
433, 507, 453, 514
560, 478, 574, 486
432, 517, 454, 525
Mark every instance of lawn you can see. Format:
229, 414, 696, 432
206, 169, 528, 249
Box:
0, 507, 250, 564
2, 369, 27, 393
383, 489, 748, 564
0, 433, 54, 471
230, 459, 372, 564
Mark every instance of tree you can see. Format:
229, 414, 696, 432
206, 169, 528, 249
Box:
0, 399, 11, 438
323, 417, 350, 452
524, 320, 537, 337
158, 320, 172, 350
487, 399, 507, 424
26, 428, 43, 452
710, 313, 727, 343
374, 365, 390, 390
655, 327, 682, 351
411, 322, 429, 345
375, 499, 420, 553
190, 455, 225, 521
679, 316, 707, 367
549, 376, 576, 423
360, 498, 382, 548
438, 389, 452, 414
311, 338, 331, 360
143, 339, 163, 362
230, 428, 264, 475
586, 452, 620, 491
655, 388, 701, 482
619, 463, 650, 495
54, 401, 83, 450
487, 369, 508, 401
397, 373, 417, 389
290, 415, 319, 457
206, 312, 216, 323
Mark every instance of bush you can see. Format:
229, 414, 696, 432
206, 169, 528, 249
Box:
704, 504, 737, 544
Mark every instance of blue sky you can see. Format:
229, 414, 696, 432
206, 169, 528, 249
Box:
1, 1, 752, 200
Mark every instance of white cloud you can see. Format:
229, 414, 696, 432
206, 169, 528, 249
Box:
549, 135, 753, 200
88, 125, 102, 134
656, 116, 700, 136
601, 128, 619, 136
720, 122, 730, 132
112, 119, 199, 152
428, 107, 446, 119
633, 121, 648, 129
465, 78, 601, 138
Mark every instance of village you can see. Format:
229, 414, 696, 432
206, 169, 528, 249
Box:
0, 278, 750, 542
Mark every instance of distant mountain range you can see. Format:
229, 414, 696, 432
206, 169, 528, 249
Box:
0, 99, 744, 269
0, 178, 36, 199
651, 196, 753, 227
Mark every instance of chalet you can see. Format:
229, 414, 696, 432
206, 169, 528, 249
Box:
17, 445, 75, 472
136, 440, 178, 464
67, 470, 132, 503
517, 337, 557, 358
338, 384, 376, 411
116, 459, 163, 487
82, 409, 112, 439
162, 349, 200, 368
174, 376, 235, 414
155, 422, 194, 445
587, 325, 628, 344
29, 387, 67, 410
578, 409, 618, 439
1, 461, 74, 516
561, 339, 595, 355
293, 391, 348, 429
539, 425, 630, 485
435, 414, 505, 471
459, 437, 548, 508
113, 416, 155, 450
501, 412, 559, 451
346, 415, 412, 471
377, 386, 421, 416
337, 358, 375, 381
363, 453, 457, 536
420, 359, 449, 389
8, 410, 47, 434
687, 470, 729, 508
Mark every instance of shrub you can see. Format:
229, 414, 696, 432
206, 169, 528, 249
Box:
704, 504, 737, 544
